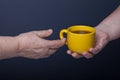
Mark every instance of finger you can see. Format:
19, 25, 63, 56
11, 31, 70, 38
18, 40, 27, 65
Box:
89, 48, 97, 55
90, 44, 103, 54
33, 29, 53, 38
47, 38, 66, 48
67, 50, 72, 55
91, 36, 107, 54
82, 52, 94, 59
71, 53, 83, 59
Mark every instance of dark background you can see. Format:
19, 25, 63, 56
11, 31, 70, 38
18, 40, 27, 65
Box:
0, 0, 120, 79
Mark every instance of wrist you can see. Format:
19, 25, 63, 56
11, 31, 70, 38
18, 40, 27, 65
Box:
0, 36, 20, 59
8, 36, 20, 58
15, 35, 24, 56
95, 23, 113, 41
14, 36, 21, 54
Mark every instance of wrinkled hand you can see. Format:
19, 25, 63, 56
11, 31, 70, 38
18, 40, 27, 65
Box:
16, 29, 65, 59
67, 28, 110, 59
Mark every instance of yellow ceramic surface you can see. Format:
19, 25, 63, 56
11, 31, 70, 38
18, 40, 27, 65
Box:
60, 25, 96, 54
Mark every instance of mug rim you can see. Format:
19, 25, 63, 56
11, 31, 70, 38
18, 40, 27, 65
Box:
67, 25, 96, 36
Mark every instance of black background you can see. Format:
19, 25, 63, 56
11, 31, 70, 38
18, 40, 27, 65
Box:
0, 0, 120, 80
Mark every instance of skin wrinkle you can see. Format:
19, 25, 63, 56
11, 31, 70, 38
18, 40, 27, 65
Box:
0, 29, 65, 59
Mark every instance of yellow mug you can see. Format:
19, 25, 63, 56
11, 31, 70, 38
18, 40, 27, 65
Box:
60, 25, 96, 54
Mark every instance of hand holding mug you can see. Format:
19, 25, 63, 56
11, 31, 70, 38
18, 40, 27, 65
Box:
60, 25, 96, 58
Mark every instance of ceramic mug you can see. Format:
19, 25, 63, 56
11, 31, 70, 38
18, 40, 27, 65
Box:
60, 25, 96, 54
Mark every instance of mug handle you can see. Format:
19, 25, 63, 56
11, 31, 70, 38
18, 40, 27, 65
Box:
59, 29, 68, 44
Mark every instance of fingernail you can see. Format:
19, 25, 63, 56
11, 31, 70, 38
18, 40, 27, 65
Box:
89, 48, 93, 51
48, 29, 53, 32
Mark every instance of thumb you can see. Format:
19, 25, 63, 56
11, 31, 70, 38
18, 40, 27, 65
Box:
89, 39, 105, 55
33, 29, 53, 38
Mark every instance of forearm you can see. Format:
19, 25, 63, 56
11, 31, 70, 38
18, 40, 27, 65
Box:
96, 6, 120, 41
0, 36, 19, 59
